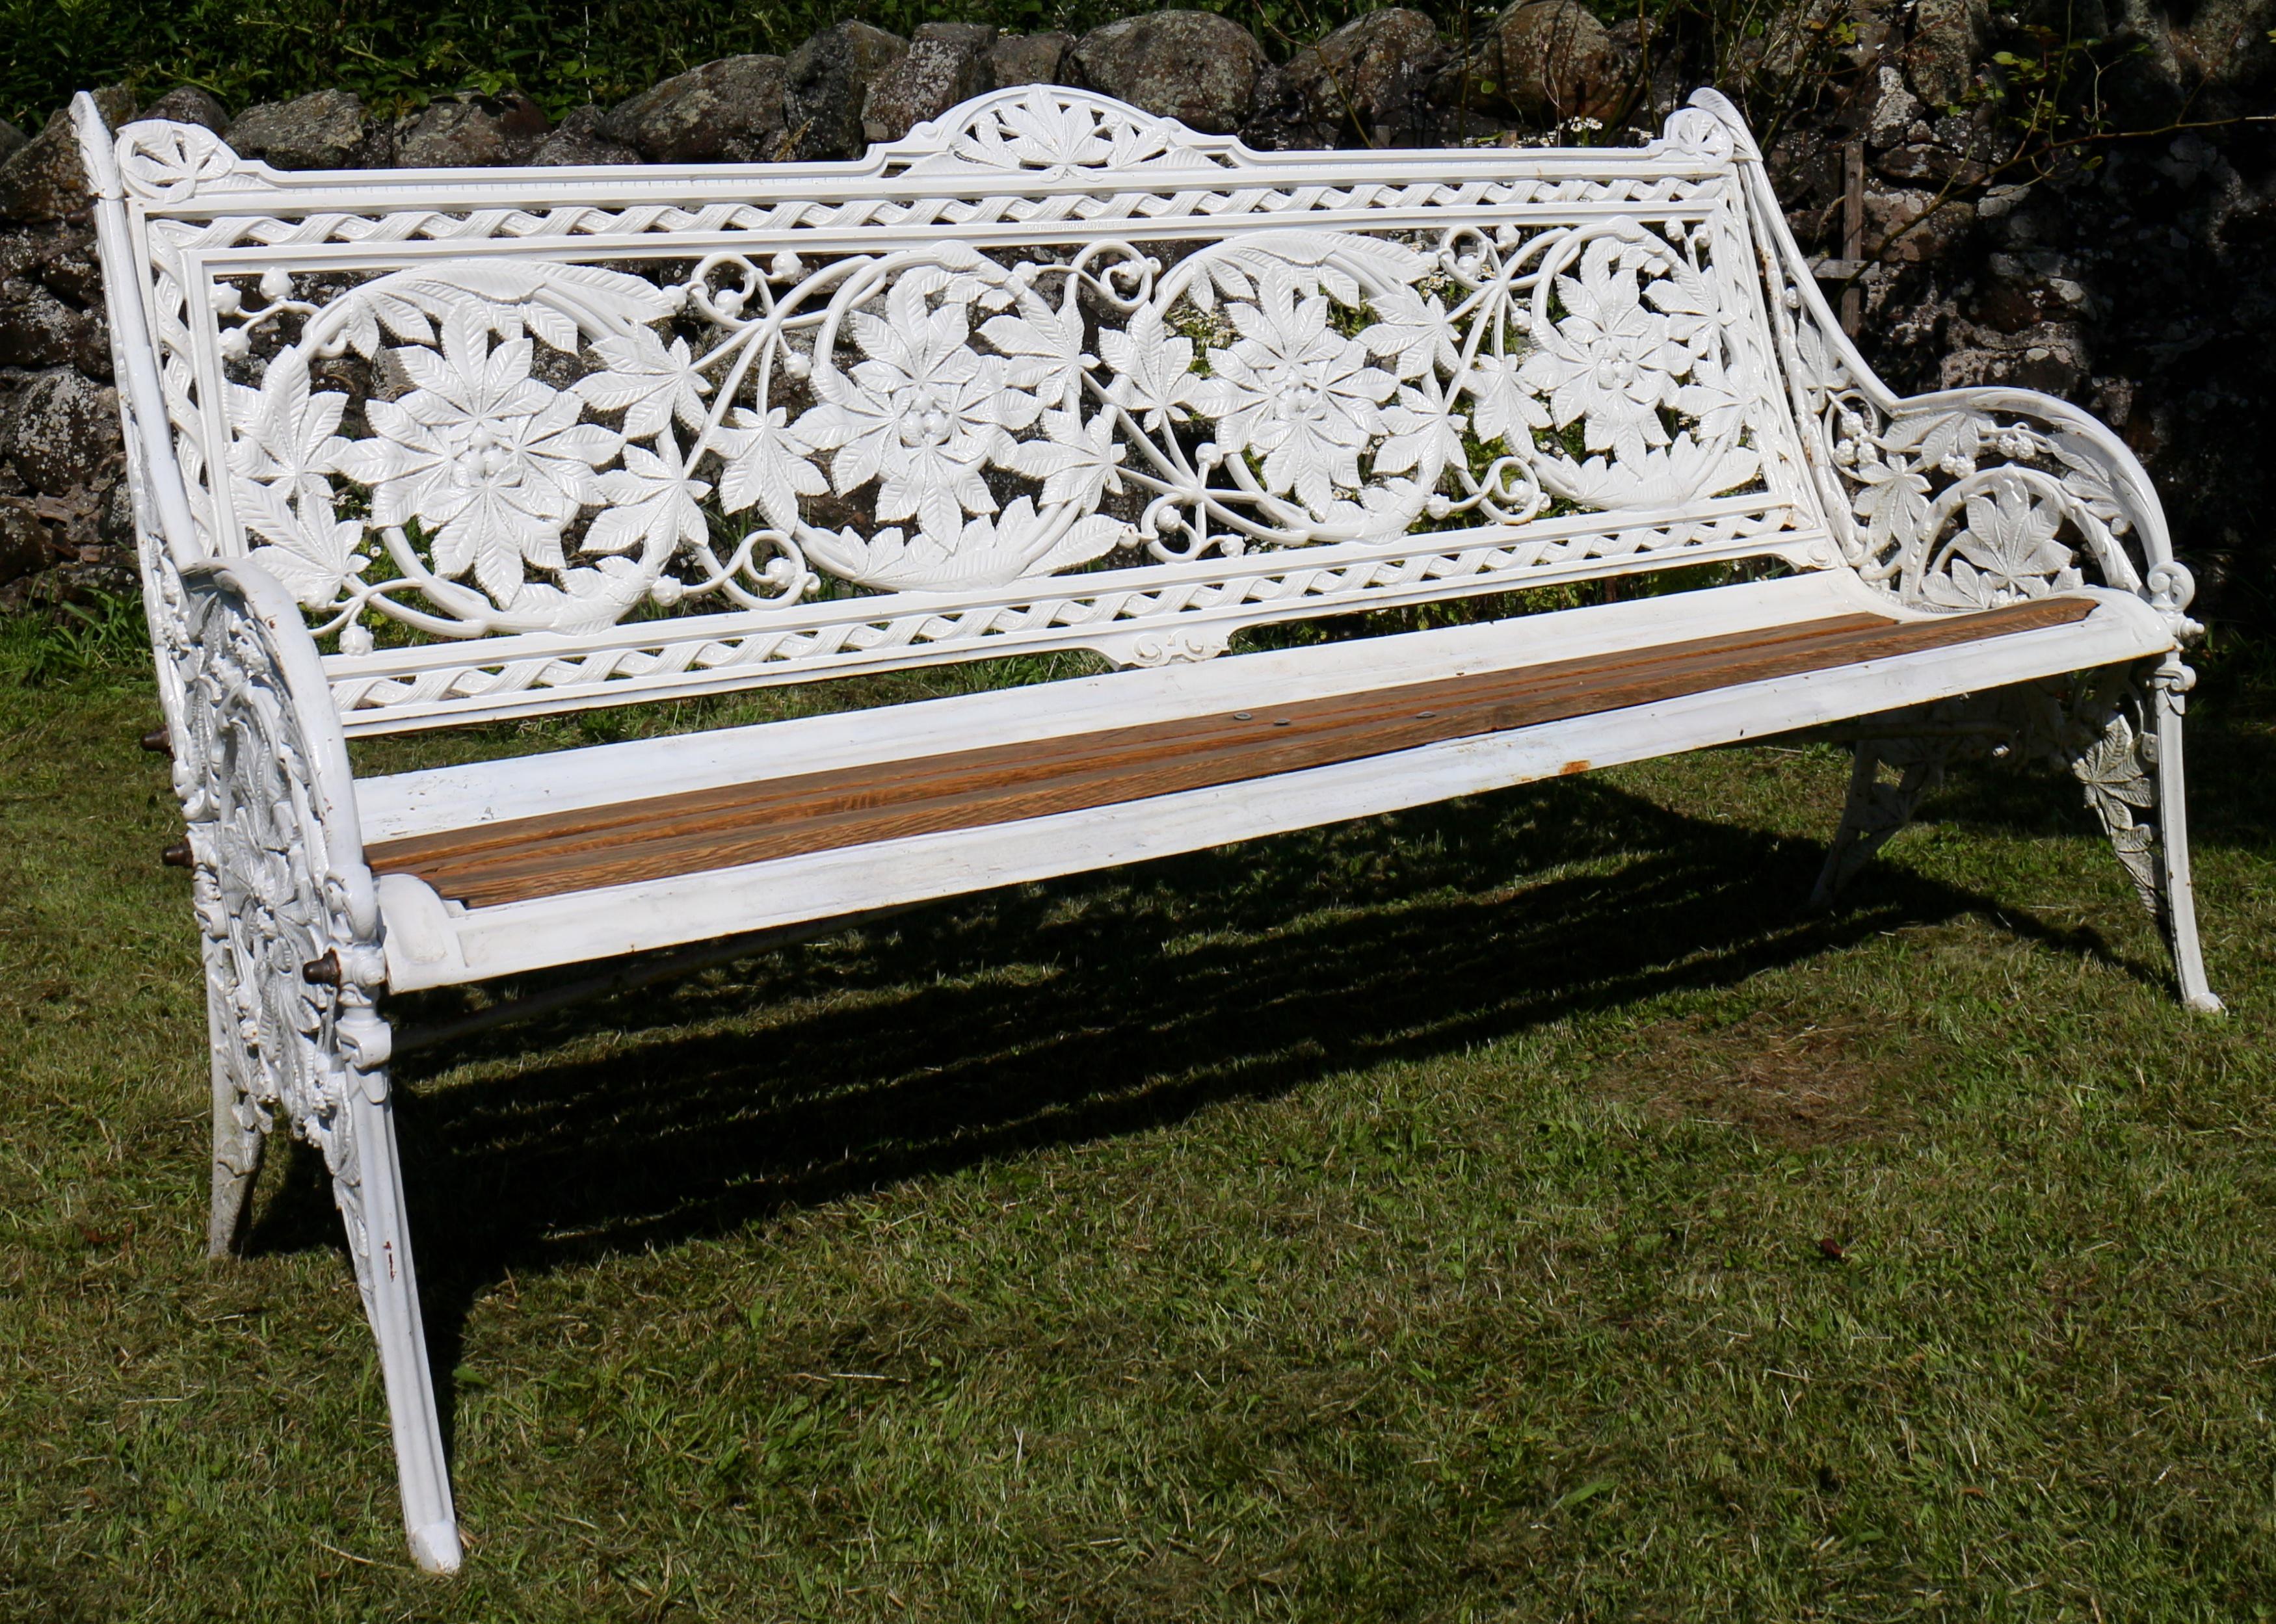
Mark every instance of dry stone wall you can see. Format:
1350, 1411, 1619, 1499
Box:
2, 0, 2271, 623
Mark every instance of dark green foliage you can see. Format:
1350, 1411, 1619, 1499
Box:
0, 0, 1856, 138
0, 0, 1413, 128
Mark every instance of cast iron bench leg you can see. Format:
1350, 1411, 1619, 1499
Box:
1812, 657, 2221, 1012
336, 1036, 462, 1576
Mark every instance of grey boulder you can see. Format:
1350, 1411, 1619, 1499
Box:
1905, 0, 1989, 109
865, 23, 998, 144
395, 92, 550, 167
5, 369, 118, 496
992, 33, 1075, 90
1436, 0, 1634, 127
0, 280, 88, 369
782, 21, 910, 160
0, 88, 135, 223
0, 496, 49, 587
1074, 11, 1269, 134
602, 55, 787, 163
1281, 9, 1449, 142
528, 105, 644, 166
230, 88, 368, 169
139, 86, 232, 135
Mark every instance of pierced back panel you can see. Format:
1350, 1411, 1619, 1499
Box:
103, 86, 1835, 735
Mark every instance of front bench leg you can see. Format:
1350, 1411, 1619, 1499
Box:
161, 558, 464, 1571
2074, 660, 2221, 1012
1812, 661, 2219, 1011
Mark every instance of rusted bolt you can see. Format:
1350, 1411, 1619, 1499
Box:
160, 840, 192, 869
302, 949, 343, 987
139, 727, 173, 758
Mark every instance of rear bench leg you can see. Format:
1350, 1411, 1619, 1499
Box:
1810, 740, 1950, 909
1814, 664, 2219, 1010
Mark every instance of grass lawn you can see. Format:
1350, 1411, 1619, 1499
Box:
4, 643, 2275, 1621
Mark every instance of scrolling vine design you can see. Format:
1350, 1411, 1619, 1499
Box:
159, 553, 392, 1264
204, 195, 1779, 649
1763, 236, 2198, 632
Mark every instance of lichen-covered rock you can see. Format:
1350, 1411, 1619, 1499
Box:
783, 22, 909, 161
230, 89, 367, 169
139, 86, 232, 135
0, 495, 49, 586
602, 55, 787, 163
1875, 140, 1986, 187
3, 226, 103, 306
0, 88, 135, 223
1074, 11, 1269, 134
0, 280, 87, 368
1435, 0, 1631, 126
0, 120, 24, 164
865, 23, 998, 144
1862, 187, 1976, 262
527, 104, 644, 166
1904, 0, 1987, 109
1938, 318, 2090, 395
1864, 64, 1923, 150
1974, 248, 2094, 330
1280, 9, 1448, 143
97, 478, 135, 548
3, 369, 117, 495
992, 32, 1074, 89
395, 92, 550, 167
1238, 62, 1309, 151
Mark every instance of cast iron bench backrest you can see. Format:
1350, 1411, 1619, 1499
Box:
77, 85, 2113, 740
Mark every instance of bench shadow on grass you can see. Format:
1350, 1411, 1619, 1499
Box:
241, 757, 2191, 1448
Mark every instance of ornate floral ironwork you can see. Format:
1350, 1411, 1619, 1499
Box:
155, 551, 391, 1260
1814, 666, 2181, 939
1751, 175, 2198, 638
196, 218, 1782, 636
106, 86, 1831, 725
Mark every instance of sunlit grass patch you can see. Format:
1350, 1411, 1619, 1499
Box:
5, 649, 2275, 1620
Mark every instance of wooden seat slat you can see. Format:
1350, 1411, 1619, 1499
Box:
370, 598, 2092, 909
367, 605, 1896, 868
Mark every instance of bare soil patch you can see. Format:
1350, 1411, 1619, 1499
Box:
1595, 1011, 1921, 1148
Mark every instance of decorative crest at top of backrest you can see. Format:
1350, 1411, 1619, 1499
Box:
112, 119, 265, 207
92, 83, 1766, 218
885, 85, 1237, 179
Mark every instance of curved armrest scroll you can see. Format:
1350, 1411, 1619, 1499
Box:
170, 555, 388, 1018
1708, 86, 2197, 642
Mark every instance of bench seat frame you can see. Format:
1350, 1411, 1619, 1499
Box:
73, 85, 2218, 1574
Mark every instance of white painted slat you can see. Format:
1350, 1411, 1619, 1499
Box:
358, 571, 1870, 843
388, 596, 2173, 989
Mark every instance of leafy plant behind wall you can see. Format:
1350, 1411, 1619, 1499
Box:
6, 0, 1859, 134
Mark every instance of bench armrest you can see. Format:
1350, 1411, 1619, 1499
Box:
1697, 87, 2199, 647
161, 553, 392, 1058
1816, 382, 2198, 642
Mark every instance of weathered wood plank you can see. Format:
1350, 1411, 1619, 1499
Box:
371, 597, 2091, 908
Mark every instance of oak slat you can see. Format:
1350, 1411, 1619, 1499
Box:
372, 597, 2093, 908
376, 611, 1896, 869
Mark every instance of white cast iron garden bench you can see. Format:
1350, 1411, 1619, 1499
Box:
74, 83, 2219, 1573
